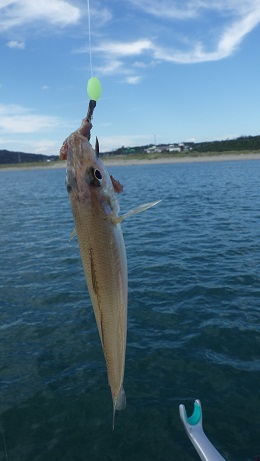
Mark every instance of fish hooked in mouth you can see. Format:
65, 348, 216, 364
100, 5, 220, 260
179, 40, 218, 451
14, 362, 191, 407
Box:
60, 102, 161, 428
60, 114, 128, 427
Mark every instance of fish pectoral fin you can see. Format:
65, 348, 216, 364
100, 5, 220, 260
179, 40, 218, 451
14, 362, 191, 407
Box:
69, 228, 77, 241
110, 175, 124, 194
116, 200, 162, 223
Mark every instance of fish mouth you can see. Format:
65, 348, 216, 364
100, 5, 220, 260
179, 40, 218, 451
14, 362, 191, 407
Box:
60, 99, 96, 160
78, 117, 92, 140
59, 117, 92, 161
78, 99, 97, 140
77, 118, 100, 158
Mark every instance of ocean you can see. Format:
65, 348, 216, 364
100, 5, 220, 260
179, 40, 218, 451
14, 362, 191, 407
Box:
0, 159, 259, 461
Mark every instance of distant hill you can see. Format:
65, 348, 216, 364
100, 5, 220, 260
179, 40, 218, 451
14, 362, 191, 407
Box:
102, 135, 260, 156
194, 135, 260, 153
1, 135, 260, 164
0, 149, 59, 164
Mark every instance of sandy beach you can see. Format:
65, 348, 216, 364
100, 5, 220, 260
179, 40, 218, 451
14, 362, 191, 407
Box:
1, 153, 260, 171
103, 152, 260, 166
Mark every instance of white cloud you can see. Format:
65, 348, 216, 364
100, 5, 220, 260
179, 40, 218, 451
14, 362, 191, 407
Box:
135, 0, 260, 63
0, 0, 81, 31
95, 59, 124, 76
6, 40, 25, 49
76, 40, 153, 78
77, 39, 152, 56
0, 0, 112, 37
94, 59, 143, 82
0, 104, 61, 134
125, 76, 142, 85
133, 61, 151, 68
129, 0, 203, 20
94, 39, 153, 57
92, 1, 260, 68
129, 0, 260, 20
217, 9, 260, 57
154, 7, 260, 63
41, 85, 50, 91
92, 40, 155, 77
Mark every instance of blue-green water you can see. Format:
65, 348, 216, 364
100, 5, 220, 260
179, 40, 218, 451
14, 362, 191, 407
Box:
0, 160, 259, 461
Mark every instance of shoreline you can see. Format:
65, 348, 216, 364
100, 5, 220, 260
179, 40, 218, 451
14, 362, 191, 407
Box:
1, 153, 260, 171
103, 152, 260, 166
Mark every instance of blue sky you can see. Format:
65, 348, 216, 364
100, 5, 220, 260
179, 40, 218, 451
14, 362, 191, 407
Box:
1, 0, 260, 155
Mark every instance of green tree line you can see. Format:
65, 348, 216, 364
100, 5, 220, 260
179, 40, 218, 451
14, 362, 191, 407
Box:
194, 136, 260, 152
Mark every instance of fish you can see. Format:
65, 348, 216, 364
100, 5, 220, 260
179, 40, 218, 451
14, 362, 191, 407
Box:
60, 115, 160, 427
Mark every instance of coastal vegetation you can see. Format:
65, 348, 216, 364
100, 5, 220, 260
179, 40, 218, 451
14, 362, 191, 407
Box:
103, 135, 260, 157
0, 149, 58, 165
195, 135, 260, 153
0, 135, 260, 167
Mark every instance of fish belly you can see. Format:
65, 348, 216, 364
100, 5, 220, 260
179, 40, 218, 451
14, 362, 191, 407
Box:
71, 201, 128, 403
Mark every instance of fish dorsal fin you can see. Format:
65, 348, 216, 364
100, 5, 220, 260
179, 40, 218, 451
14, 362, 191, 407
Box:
95, 137, 100, 157
116, 200, 161, 223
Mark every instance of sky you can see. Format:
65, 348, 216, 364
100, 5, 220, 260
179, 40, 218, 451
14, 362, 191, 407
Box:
1, 0, 260, 155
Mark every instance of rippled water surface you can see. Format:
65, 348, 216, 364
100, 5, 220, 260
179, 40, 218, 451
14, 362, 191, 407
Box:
0, 160, 259, 461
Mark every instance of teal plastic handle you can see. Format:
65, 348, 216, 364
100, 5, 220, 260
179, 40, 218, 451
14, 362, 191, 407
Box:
179, 400, 226, 461
185, 401, 202, 426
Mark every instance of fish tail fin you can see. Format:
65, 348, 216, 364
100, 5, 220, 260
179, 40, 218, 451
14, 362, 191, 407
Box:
116, 386, 126, 411
112, 386, 126, 430
117, 200, 162, 223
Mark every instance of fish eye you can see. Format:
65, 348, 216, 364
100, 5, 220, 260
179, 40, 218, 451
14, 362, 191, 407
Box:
87, 167, 103, 187
94, 169, 102, 181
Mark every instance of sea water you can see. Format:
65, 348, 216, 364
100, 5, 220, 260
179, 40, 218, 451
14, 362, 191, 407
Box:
0, 160, 259, 461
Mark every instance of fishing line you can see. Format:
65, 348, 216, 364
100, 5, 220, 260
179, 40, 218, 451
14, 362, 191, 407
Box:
86, 0, 102, 123
87, 0, 93, 77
